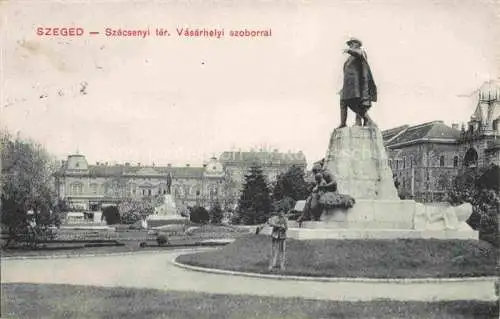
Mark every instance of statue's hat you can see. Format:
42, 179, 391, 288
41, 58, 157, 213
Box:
346, 37, 362, 46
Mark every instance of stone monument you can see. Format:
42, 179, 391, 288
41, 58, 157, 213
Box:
292, 125, 477, 240
147, 194, 186, 223
269, 37, 478, 240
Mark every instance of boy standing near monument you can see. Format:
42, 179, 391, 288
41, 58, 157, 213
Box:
267, 209, 288, 271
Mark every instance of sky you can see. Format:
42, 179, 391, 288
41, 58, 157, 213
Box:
1, 0, 499, 167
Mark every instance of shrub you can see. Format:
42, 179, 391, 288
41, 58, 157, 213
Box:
102, 206, 120, 225
448, 165, 500, 246
121, 211, 141, 225
209, 203, 223, 224
156, 233, 168, 246
230, 212, 241, 225
189, 206, 209, 224
273, 196, 296, 213
398, 188, 413, 200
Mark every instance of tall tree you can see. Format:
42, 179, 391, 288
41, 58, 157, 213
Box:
447, 165, 499, 246
238, 165, 272, 225
273, 165, 309, 201
1, 130, 59, 246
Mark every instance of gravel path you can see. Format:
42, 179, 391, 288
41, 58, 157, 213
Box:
2, 249, 497, 302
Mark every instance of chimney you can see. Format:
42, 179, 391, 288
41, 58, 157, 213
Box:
203, 163, 208, 168
105, 161, 108, 166
125, 162, 130, 166
186, 164, 190, 167
137, 162, 141, 167
96, 161, 100, 165
452, 123, 459, 130
167, 163, 172, 168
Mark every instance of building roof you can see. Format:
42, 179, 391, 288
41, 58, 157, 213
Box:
382, 125, 410, 142
219, 150, 307, 165
59, 163, 206, 178
384, 121, 461, 148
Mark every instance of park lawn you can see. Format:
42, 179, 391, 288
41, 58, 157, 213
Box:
1, 283, 498, 319
176, 235, 498, 278
1, 224, 247, 258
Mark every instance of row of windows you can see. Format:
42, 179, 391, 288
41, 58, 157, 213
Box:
67, 182, 220, 197
389, 155, 460, 170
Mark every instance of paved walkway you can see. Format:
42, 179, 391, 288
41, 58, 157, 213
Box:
1, 249, 497, 302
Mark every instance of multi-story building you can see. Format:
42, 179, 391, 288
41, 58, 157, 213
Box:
54, 149, 307, 211
219, 149, 308, 200
54, 155, 226, 211
383, 80, 500, 202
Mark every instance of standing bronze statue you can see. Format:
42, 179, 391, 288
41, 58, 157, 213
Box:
338, 37, 378, 128
166, 172, 172, 195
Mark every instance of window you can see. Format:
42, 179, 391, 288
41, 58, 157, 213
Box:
410, 156, 414, 168
70, 183, 83, 195
439, 155, 445, 167
129, 183, 137, 196
453, 156, 459, 167
148, 189, 152, 196
493, 119, 499, 132
90, 183, 98, 194
403, 157, 406, 169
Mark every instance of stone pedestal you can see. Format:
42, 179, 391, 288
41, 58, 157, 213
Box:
280, 126, 478, 240
291, 200, 478, 240
324, 126, 398, 200
147, 195, 186, 225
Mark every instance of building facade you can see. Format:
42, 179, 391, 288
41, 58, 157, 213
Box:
54, 155, 227, 211
54, 150, 307, 211
383, 80, 500, 202
219, 150, 308, 203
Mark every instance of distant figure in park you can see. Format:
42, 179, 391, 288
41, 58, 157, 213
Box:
267, 209, 288, 271
338, 37, 378, 128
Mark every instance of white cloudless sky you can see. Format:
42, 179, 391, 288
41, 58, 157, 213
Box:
1, 0, 498, 167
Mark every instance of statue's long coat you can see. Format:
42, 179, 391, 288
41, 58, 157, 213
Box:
341, 49, 378, 104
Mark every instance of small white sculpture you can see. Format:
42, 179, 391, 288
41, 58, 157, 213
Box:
414, 202, 473, 231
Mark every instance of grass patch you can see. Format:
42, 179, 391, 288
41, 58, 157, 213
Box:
1, 283, 498, 319
1, 225, 246, 258
176, 235, 498, 278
